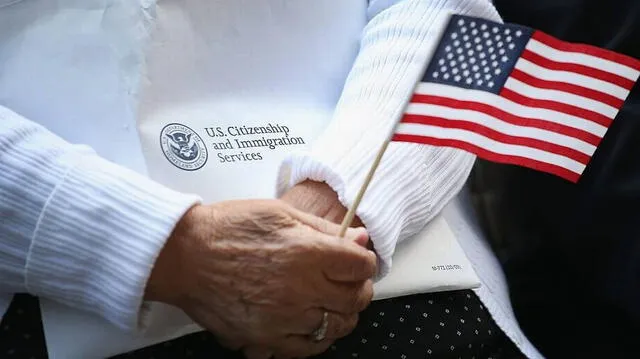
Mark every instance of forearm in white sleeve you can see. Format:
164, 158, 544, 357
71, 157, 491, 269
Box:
277, 0, 502, 276
0, 106, 200, 331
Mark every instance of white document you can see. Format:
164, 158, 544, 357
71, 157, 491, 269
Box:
40, 214, 479, 359
39, 1, 480, 358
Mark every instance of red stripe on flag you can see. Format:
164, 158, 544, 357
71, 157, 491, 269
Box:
400, 114, 591, 164
500, 88, 613, 127
520, 50, 636, 90
509, 69, 624, 109
532, 31, 640, 72
391, 134, 580, 183
410, 94, 602, 146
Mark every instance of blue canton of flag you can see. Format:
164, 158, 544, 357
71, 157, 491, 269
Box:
424, 15, 532, 93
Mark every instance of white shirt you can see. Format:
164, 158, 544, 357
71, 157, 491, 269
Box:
0, 0, 542, 357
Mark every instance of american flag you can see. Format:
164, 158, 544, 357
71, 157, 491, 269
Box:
392, 14, 640, 182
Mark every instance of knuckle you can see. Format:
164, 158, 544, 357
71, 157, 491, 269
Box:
318, 221, 332, 235
344, 314, 359, 336
363, 251, 378, 276
363, 280, 374, 305
340, 289, 361, 313
330, 314, 358, 338
349, 251, 377, 280
353, 281, 374, 312
301, 308, 323, 332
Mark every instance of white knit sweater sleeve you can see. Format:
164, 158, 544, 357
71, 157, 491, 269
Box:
277, 0, 501, 276
0, 106, 200, 331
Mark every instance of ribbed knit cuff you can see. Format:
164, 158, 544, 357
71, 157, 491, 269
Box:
0, 106, 200, 331
278, 118, 476, 277
277, 0, 500, 277
25, 153, 200, 332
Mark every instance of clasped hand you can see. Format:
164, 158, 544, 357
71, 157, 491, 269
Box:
146, 181, 376, 359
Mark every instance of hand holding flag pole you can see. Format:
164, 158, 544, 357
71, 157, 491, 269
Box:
338, 13, 640, 237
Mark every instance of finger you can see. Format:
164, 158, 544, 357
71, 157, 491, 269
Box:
286, 205, 377, 281
273, 336, 334, 359
284, 223, 376, 282
352, 232, 371, 248
317, 238, 377, 282
344, 226, 370, 242
321, 279, 374, 314
288, 204, 367, 240
244, 346, 274, 359
292, 309, 358, 339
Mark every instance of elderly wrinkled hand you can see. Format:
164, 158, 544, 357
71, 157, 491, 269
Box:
144, 198, 376, 359
241, 181, 375, 359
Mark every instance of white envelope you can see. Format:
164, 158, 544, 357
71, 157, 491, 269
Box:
40, 1, 480, 357
41, 214, 479, 359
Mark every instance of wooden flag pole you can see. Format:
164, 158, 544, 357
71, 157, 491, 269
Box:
338, 139, 392, 237
336, 16, 450, 237
337, 96, 423, 238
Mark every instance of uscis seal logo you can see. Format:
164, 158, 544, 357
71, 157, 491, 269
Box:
160, 123, 208, 171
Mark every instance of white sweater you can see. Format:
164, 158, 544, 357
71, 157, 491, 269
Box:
0, 0, 541, 357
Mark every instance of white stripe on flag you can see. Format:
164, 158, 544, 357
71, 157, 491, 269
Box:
405, 103, 597, 156
526, 39, 640, 81
514, 58, 630, 100
395, 122, 586, 175
414, 83, 609, 137
503, 77, 619, 118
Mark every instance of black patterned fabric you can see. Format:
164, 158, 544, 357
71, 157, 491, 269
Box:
0, 294, 48, 359
0, 291, 522, 359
